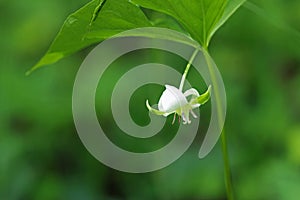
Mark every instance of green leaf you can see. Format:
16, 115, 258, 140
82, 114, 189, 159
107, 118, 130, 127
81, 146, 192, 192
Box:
131, 0, 228, 47
27, 0, 151, 74
114, 27, 200, 49
211, 0, 247, 37
89, 0, 107, 26
140, 9, 187, 33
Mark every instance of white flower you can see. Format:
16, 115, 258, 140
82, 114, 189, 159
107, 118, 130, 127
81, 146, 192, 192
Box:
146, 85, 211, 124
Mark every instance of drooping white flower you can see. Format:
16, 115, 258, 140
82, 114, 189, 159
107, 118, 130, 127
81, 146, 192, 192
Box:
146, 85, 211, 124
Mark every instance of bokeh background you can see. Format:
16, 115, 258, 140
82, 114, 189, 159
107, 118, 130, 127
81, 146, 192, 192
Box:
1, 0, 300, 199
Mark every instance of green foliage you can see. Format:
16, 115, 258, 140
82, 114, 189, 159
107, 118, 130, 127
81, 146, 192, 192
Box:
213, 0, 247, 37
2, 0, 300, 199
28, 0, 151, 74
132, 0, 228, 47
29, 0, 246, 73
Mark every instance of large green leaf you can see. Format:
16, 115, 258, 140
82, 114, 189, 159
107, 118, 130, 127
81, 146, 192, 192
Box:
27, 0, 151, 74
212, 0, 247, 38
131, 0, 228, 48
29, 0, 246, 73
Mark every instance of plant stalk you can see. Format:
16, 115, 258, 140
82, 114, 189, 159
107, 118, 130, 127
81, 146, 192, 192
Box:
202, 49, 234, 200
221, 129, 234, 200
181, 47, 234, 200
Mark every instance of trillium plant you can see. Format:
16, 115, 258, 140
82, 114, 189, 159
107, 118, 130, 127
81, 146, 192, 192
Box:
28, 0, 251, 199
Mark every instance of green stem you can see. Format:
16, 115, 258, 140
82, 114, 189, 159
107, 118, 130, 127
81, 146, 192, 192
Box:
221, 129, 234, 200
179, 48, 199, 92
203, 49, 234, 200
179, 47, 234, 199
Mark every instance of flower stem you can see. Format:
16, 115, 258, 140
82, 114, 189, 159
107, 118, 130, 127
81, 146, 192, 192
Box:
221, 129, 234, 200
202, 49, 234, 200
179, 48, 199, 92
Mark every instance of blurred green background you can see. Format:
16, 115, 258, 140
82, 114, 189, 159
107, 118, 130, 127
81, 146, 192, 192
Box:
1, 0, 300, 199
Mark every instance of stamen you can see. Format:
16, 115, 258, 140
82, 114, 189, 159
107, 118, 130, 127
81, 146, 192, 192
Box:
182, 113, 187, 124
191, 110, 197, 118
172, 113, 177, 124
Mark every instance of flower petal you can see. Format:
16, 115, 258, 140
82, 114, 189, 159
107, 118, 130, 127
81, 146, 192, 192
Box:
183, 88, 200, 98
158, 85, 188, 113
146, 100, 170, 116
